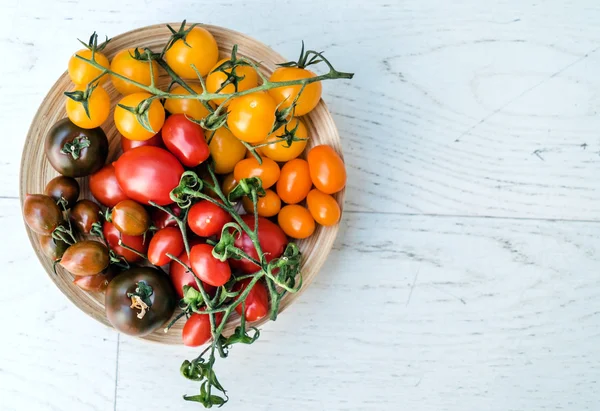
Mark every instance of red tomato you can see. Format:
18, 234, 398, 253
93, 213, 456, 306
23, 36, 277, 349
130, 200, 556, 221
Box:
151, 205, 182, 230
189, 244, 231, 287
230, 215, 288, 274
102, 221, 148, 263
187, 200, 232, 237
114, 146, 184, 206
89, 164, 129, 208
234, 279, 269, 322
182, 311, 224, 347
121, 132, 163, 152
168, 246, 215, 299
161, 114, 210, 167
147, 227, 185, 266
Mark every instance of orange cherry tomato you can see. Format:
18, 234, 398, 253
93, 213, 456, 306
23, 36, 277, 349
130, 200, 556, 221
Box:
164, 84, 211, 120
114, 92, 165, 141
164, 26, 219, 79
276, 159, 312, 204
206, 127, 247, 174
227, 92, 277, 144
68, 49, 110, 86
234, 157, 280, 189
65, 85, 110, 129
306, 145, 346, 194
277, 205, 315, 239
110, 48, 159, 95
206, 58, 259, 106
259, 118, 308, 162
242, 189, 281, 217
306, 189, 341, 226
221, 173, 238, 198
268, 67, 322, 116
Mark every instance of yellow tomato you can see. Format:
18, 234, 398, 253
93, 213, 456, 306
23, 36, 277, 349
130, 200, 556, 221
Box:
242, 189, 281, 217
164, 84, 211, 120
207, 127, 247, 174
68, 49, 110, 86
206, 58, 259, 105
306, 189, 341, 226
65, 85, 110, 129
164, 27, 219, 79
268, 67, 322, 116
110, 48, 159, 95
114, 92, 165, 141
234, 157, 280, 189
277, 205, 315, 239
227, 92, 277, 144
260, 118, 308, 162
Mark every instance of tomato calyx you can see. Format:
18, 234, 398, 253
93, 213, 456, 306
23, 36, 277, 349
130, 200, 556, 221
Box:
126, 280, 154, 319
226, 176, 265, 203
64, 82, 100, 120
77, 31, 110, 53
163, 20, 199, 55
210, 45, 252, 94
277, 40, 322, 69
117, 96, 160, 133
59, 135, 91, 160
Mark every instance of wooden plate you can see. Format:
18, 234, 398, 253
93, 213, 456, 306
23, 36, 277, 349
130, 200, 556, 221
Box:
19, 23, 344, 344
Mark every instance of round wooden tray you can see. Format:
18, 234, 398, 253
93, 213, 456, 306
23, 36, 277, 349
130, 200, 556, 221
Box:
19, 23, 344, 344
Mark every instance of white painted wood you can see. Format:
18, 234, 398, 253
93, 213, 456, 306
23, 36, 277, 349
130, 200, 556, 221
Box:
3, 1, 600, 411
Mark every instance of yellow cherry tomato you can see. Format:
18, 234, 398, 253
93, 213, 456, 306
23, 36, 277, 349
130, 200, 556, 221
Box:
242, 189, 281, 217
268, 67, 322, 116
278, 205, 315, 239
164, 27, 219, 79
206, 58, 259, 106
234, 157, 280, 189
260, 118, 308, 162
114, 92, 165, 141
65, 85, 111, 129
306, 189, 341, 226
207, 128, 247, 174
68, 49, 110, 86
221, 174, 238, 198
110, 48, 159, 95
227, 92, 277, 144
164, 84, 211, 120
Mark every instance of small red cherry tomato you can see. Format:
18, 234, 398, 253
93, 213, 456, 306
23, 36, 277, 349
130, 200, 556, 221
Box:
121, 132, 163, 152
161, 114, 210, 167
89, 164, 130, 208
189, 243, 231, 287
147, 227, 185, 266
234, 279, 269, 322
187, 200, 232, 237
182, 311, 224, 347
168, 247, 215, 299
102, 221, 148, 263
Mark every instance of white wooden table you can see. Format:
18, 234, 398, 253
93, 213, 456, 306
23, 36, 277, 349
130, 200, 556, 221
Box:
2, 1, 600, 410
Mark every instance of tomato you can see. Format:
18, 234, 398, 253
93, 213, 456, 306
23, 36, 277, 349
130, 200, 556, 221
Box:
207, 127, 246, 174
151, 205, 182, 230
39, 234, 69, 261
105, 267, 176, 336
277, 205, 315, 239
268, 67, 322, 116
44, 176, 79, 209
242, 189, 281, 217
23, 194, 63, 235
234, 157, 280, 190
188, 200, 232, 237
161, 114, 210, 167
114, 92, 165, 141
103, 221, 148, 263
306, 189, 341, 226
206, 58, 259, 105
89, 164, 129, 208
114, 146, 184, 206
182, 312, 224, 347
65, 85, 110, 129
230, 215, 287, 273
189, 244, 231, 287
234, 279, 269, 322
68, 48, 109, 86
70, 200, 101, 234
164, 26, 219, 79
147, 227, 184, 266
73, 266, 118, 293
307, 145, 346, 194
59, 240, 110, 276
276, 159, 312, 204
112, 200, 150, 236
221, 173, 238, 198
110, 48, 159, 95
260, 118, 308, 162
164, 84, 211, 120
168, 247, 216, 299
227, 92, 277, 143
45, 118, 108, 177
121, 132, 163, 152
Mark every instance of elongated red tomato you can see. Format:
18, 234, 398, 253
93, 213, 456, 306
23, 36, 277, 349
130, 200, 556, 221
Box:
147, 227, 185, 266
114, 146, 184, 206
190, 244, 231, 287
234, 279, 269, 322
89, 164, 129, 208
161, 114, 210, 167
230, 215, 287, 274
187, 200, 231, 237
182, 312, 224, 347
168, 247, 215, 299
102, 221, 148, 263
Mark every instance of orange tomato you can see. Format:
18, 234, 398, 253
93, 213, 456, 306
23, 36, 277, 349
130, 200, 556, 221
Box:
260, 118, 308, 162
114, 92, 165, 141
206, 58, 259, 105
234, 157, 280, 189
242, 189, 281, 217
268, 67, 322, 116
276, 159, 312, 204
110, 48, 159, 95
306, 145, 346, 194
164, 26, 219, 79
207, 127, 247, 174
306, 189, 341, 226
65, 85, 110, 129
227, 92, 277, 143
221, 174, 238, 198
164, 84, 211, 120
277, 205, 315, 239
68, 49, 110, 86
